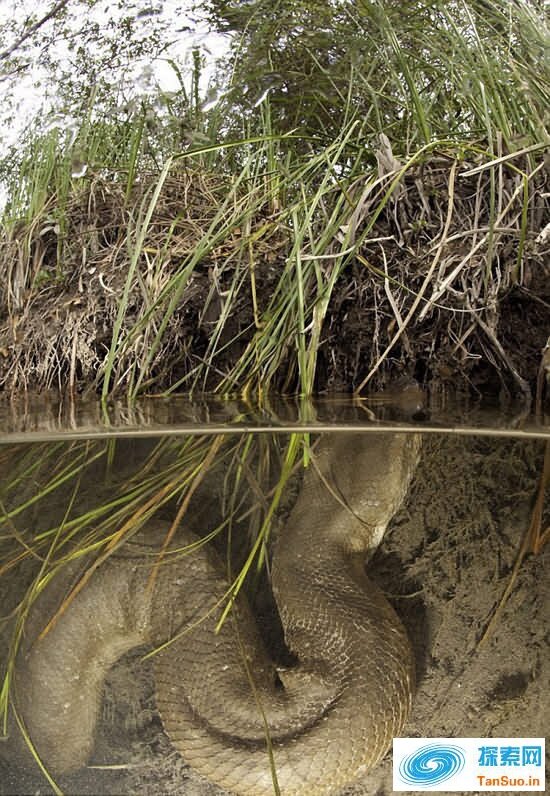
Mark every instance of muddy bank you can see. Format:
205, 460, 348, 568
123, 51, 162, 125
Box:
1, 154, 548, 399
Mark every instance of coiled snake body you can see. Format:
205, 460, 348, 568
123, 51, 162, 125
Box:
13, 433, 421, 794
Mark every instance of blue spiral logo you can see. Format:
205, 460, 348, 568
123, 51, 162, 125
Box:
399, 743, 465, 786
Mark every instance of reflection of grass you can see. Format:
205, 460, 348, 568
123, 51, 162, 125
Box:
0, 433, 303, 793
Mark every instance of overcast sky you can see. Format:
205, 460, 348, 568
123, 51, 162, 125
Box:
0, 0, 230, 149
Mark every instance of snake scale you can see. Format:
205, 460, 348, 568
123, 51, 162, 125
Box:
12, 432, 421, 795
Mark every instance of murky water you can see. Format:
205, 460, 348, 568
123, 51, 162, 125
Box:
0, 405, 548, 795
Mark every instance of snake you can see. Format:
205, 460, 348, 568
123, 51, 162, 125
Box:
11, 432, 421, 795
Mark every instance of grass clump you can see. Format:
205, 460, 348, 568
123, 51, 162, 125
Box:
0, 1, 548, 400
0, 130, 547, 398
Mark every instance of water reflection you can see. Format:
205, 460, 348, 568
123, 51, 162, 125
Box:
0, 431, 547, 795
0, 391, 547, 442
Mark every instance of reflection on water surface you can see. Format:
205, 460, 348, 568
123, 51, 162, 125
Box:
0, 428, 548, 795
0, 391, 548, 441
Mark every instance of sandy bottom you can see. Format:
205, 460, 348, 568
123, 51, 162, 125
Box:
0, 433, 548, 796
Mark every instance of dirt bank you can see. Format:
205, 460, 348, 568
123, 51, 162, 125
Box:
1, 153, 548, 399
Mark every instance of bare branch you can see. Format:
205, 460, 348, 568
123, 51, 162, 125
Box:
0, 0, 71, 63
